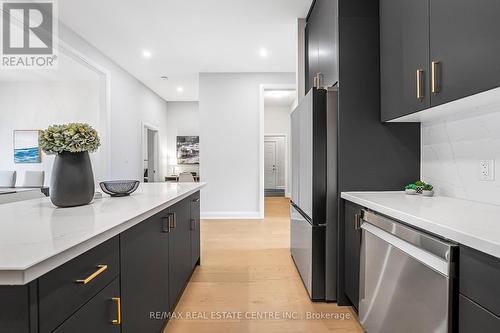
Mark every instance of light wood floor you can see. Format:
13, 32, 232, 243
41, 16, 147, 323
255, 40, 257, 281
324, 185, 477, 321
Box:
165, 197, 364, 333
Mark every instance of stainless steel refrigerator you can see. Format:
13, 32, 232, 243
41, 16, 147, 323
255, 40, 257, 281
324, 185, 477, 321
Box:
290, 87, 338, 301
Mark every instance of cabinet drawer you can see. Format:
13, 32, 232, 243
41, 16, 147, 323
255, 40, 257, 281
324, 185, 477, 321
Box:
53, 278, 121, 333
39, 236, 119, 333
460, 246, 500, 317
460, 295, 500, 333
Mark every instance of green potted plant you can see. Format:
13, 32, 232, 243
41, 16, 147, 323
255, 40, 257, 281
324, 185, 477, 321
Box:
422, 184, 434, 197
40, 123, 100, 207
405, 183, 417, 195
414, 180, 426, 194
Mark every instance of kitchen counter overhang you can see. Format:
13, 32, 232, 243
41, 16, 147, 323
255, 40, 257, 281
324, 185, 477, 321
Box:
0, 182, 206, 285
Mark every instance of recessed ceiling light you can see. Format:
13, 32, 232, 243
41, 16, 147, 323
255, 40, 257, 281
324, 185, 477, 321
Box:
160, 76, 168, 80
177, 86, 184, 93
142, 50, 152, 58
259, 48, 268, 58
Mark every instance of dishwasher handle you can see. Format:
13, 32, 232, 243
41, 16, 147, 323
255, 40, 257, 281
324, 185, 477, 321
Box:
361, 222, 452, 277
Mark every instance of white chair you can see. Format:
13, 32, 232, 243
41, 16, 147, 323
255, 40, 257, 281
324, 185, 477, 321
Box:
178, 172, 195, 182
21, 171, 45, 188
0, 171, 16, 188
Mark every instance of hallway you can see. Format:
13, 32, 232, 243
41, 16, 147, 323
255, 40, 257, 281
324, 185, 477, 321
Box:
165, 197, 363, 333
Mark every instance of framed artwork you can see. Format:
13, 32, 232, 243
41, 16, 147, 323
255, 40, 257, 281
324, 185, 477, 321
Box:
177, 136, 199, 164
14, 130, 42, 163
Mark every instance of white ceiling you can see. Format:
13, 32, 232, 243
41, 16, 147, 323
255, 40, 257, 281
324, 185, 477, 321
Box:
264, 90, 297, 107
58, 0, 311, 101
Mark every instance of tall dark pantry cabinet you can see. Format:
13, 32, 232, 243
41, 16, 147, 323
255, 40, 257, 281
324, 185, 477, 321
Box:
300, 0, 421, 308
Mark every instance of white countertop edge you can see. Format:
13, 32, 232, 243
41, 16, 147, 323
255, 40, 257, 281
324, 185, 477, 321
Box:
1, 183, 206, 285
341, 191, 500, 259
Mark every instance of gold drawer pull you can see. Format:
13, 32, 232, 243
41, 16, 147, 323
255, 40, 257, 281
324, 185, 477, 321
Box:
76, 264, 108, 284
112, 297, 121, 325
432, 60, 440, 94
416, 69, 424, 100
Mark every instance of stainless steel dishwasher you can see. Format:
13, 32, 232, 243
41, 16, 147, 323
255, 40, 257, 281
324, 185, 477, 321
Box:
358, 210, 457, 333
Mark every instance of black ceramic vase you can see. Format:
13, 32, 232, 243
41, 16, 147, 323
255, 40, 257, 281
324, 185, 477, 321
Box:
50, 151, 95, 207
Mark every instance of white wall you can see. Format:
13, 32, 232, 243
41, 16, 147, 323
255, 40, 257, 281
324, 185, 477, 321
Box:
58, 24, 169, 182
422, 90, 500, 205
199, 73, 296, 219
166, 102, 200, 176
0, 81, 100, 186
264, 105, 292, 194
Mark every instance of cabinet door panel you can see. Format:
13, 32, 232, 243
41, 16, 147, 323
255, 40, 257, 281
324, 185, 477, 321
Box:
430, 0, 500, 106
316, 0, 338, 87
53, 279, 120, 333
306, 5, 320, 92
39, 237, 119, 333
190, 193, 201, 269
380, 0, 430, 121
344, 201, 362, 309
120, 213, 169, 333
169, 199, 192, 309
459, 295, 500, 333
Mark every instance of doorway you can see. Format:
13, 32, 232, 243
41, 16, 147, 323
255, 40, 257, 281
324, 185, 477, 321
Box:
260, 85, 296, 211
264, 136, 286, 197
142, 123, 160, 182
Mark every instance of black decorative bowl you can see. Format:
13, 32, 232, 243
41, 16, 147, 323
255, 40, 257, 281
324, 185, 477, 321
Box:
100, 180, 140, 197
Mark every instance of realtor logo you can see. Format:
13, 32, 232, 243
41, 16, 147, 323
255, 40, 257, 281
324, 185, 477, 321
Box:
1, 0, 58, 68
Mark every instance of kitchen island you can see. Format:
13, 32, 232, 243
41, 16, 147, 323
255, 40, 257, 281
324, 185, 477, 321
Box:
0, 182, 205, 333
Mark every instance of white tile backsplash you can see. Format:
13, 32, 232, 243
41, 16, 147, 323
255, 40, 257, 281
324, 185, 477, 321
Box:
422, 110, 500, 205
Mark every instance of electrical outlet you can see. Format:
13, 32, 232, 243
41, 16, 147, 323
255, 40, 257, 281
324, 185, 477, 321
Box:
479, 160, 495, 181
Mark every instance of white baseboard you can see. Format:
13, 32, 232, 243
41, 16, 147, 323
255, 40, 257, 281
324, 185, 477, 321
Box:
201, 211, 263, 220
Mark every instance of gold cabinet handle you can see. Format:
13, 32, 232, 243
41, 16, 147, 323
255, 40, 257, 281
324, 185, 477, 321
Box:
354, 213, 361, 231
416, 69, 424, 100
169, 212, 177, 230
112, 297, 121, 325
432, 61, 440, 94
75, 264, 108, 284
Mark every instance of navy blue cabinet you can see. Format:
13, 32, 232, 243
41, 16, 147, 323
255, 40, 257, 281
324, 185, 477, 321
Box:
459, 246, 500, 332
52, 279, 121, 333
306, 0, 339, 91
120, 212, 170, 333
381, 0, 500, 121
168, 198, 193, 308
343, 201, 362, 309
380, 0, 430, 121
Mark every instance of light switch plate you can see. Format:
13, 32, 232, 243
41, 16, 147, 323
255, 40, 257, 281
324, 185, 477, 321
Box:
479, 160, 495, 181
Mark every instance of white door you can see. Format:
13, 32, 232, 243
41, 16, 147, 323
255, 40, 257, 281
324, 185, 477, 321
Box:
264, 141, 277, 190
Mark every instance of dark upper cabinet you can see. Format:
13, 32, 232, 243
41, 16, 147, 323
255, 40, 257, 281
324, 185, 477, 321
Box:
306, 0, 339, 92
429, 0, 500, 106
120, 212, 170, 333
344, 201, 362, 309
306, 4, 320, 92
168, 198, 193, 308
381, 0, 500, 121
380, 0, 430, 121
316, 0, 338, 88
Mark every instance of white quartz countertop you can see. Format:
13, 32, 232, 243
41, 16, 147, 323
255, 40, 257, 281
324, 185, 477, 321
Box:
0, 182, 206, 285
341, 191, 500, 259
